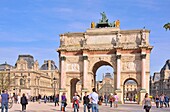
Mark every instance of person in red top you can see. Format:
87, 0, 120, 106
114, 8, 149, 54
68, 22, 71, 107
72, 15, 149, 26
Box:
72, 92, 79, 112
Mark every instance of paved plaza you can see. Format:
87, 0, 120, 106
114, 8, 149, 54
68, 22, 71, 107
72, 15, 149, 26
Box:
8, 102, 170, 112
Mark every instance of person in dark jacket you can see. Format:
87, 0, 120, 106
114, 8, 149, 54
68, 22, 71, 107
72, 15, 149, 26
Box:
55, 94, 59, 106
83, 92, 90, 112
21, 93, 28, 111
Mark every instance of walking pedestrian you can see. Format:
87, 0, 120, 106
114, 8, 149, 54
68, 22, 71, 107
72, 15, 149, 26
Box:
0, 90, 9, 112
155, 95, 159, 108
54, 94, 59, 106
88, 88, 99, 112
83, 92, 90, 112
160, 94, 164, 108
164, 94, 169, 107
72, 92, 79, 112
104, 93, 108, 106
61, 92, 67, 111
38, 94, 41, 104
21, 93, 28, 112
114, 93, 118, 108
98, 94, 103, 105
109, 93, 114, 107
142, 93, 151, 112
44, 95, 47, 103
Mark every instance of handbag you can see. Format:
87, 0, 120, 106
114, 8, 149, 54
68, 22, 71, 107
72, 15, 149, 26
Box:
87, 103, 92, 109
64, 102, 67, 107
98, 101, 102, 105
143, 105, 151, 110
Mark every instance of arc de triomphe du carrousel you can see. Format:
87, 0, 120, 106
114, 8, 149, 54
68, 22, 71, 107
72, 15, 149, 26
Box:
57, 12, 153, 103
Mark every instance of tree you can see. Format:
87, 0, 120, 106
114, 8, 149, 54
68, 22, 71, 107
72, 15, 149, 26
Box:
0, 71, 11, 92
163, 23, 170, 30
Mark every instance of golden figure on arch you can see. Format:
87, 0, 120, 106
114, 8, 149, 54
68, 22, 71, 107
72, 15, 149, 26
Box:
115, 20, 120, 28
91, 22, 96, 28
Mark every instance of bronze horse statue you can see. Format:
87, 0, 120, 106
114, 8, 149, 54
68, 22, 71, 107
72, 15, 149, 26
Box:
163, 23, 170, 30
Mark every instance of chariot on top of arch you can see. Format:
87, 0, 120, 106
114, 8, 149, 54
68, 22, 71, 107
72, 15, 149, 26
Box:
92, 12, 120, 28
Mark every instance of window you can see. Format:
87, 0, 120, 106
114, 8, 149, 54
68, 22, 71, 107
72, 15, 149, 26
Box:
20, 78, 25, 85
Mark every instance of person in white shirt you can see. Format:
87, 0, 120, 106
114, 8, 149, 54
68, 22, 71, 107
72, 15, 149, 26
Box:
17, 93, 21, 104
88, 88, 99, 112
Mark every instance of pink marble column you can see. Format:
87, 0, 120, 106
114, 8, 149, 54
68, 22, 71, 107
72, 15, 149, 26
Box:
141, 54, 146, 89
83, 56, 88, 89
60, 56, 66, 89
116, 55, 121, 89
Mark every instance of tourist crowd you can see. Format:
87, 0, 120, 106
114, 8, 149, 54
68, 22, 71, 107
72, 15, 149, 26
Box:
0, 88, 169, 112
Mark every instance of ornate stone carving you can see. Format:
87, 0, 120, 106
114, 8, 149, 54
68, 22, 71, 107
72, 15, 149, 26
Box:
60, 35, 65, 46
141, 54, 146, 59
122, 62, 136, 71
116, 55, 121, 59
66, 63, 80, 72
60, 56, 66, 61
141, 28, 147, 45
83, 56, 88, 60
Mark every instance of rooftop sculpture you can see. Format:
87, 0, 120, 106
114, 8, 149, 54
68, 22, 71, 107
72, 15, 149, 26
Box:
94, 12, 120, 28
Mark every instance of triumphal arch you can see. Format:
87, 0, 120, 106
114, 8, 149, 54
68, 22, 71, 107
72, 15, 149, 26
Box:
57, 13, 153, 103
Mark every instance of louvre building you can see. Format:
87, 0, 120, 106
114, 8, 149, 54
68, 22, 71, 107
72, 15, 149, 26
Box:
0, 55, 59, 97
150, 60, 170, 97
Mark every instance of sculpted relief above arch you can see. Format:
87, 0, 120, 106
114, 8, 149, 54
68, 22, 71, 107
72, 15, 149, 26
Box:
88, 55, 116, 72
121, 55, 141, 71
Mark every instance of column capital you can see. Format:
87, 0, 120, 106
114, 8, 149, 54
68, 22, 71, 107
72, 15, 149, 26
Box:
116, 55, 121, 59
141, 54, 146, 59
60, 56, 66, 61
83, 56, 88, 60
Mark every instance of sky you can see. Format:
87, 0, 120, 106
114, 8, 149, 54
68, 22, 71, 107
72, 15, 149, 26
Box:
0, 0, 170, 81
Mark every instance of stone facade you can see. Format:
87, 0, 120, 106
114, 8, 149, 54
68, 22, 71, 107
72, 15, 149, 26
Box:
0, 55, 59, 97
150, 60, 170, 97
57, 27, 153, 103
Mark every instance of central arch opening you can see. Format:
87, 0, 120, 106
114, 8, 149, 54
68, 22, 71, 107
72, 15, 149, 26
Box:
92, 61, 114, 97
123, 79, 138, 104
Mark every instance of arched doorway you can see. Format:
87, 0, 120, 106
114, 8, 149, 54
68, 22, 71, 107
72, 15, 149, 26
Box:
123, 78, 138, 104
92, 61, 115, 95
70, 78, 80, 101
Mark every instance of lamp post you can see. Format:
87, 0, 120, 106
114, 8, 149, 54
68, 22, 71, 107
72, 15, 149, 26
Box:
163, 80, 166, 94
53, 77, 57, 100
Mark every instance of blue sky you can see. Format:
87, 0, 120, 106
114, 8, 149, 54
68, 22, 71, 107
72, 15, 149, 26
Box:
0, 0, 170, 80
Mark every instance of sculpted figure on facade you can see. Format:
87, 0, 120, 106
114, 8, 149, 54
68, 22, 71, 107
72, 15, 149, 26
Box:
91, 22, 96, 28
141, 28, 147, 45
60, 35, 65, 46
100, 12, 108, 23
115, 20, 120, 28
116, 31, 121, 46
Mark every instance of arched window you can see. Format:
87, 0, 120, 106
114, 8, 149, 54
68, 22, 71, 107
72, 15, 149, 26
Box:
20, 78, 25, 85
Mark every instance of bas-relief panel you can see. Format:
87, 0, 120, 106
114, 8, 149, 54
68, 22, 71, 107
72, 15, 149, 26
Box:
121, 60, 141, 71
88, 56, 116, 71
66, 63, 80, 72
87, 35, 116, 45
121, 55, 141, 71
65, 36, 84, 46
66, 56, 82, 72
120, 33, 141, 46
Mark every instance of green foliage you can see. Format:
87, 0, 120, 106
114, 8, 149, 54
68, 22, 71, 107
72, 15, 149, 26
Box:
0, 72, 11, 92
163, 23, 170, 30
